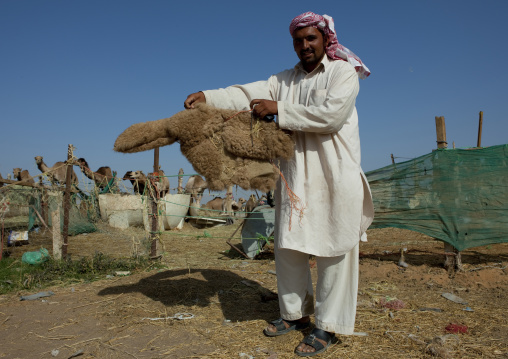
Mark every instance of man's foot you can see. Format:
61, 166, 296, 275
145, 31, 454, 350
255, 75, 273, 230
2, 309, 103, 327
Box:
263, 316, 310, 337
295, 328, 336, 357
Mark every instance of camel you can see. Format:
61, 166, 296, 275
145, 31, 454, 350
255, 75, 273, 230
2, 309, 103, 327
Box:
123, 171, 147, 195
189, 196, 246, 219
245, 194, 257, 216
34, 156, 78, 187
13, 168, 35, 185
149, 170, 170, 198
184, 175, 208, 204
203, 197, 225, 212
123, 170, 169, 198
75, 158, 115, 190
232, 197, 246, 211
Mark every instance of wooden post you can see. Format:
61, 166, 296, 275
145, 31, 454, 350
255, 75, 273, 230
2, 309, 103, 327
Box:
435, 116, 447, 149
177, 168, 184, 194
434, 117, 461, 272
150, 148, 160, 259
391, 154, 395, 164
0, 220, 3, 261
61, 144, 74, 258
225, 185, 233, 216
477, 111, 483, 147
41, 187, 48, 225
52, 208, 62, 260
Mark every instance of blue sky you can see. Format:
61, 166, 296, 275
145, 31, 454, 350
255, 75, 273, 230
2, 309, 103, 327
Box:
1, 0, 506, 191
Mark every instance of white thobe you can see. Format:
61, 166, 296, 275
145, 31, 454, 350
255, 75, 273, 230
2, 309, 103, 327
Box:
203, 55, 374, 335
203, 55, 374, 257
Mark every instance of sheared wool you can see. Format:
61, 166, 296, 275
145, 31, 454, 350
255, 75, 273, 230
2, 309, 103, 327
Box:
114, 103, 294, 192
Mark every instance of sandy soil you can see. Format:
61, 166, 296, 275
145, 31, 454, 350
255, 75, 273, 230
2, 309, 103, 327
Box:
0, 222, 507, 359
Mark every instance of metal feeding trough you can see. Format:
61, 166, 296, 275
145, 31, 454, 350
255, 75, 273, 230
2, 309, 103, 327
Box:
191, 216, 228, 229
241, 205, 275, 259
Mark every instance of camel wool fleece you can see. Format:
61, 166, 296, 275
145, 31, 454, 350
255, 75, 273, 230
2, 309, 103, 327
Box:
203, 55, 374, 257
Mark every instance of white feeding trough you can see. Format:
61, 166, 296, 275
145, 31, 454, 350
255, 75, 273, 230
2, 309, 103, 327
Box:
158, 194, 191, 230
98, 194, 145, 230
99, 193, 191, 231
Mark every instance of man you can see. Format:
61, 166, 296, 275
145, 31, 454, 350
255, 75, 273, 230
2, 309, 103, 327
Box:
184, 11, 374, 357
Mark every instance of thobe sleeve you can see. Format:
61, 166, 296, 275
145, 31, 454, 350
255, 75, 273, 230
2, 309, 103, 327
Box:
203, 80, 273, 111
278, 62, 359, 134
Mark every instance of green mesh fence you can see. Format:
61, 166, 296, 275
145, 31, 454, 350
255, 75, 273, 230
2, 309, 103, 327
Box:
2, 186, 97, 236
365, 144, 508, 251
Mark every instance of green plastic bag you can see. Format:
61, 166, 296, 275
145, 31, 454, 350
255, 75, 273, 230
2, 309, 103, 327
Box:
22, 248, 50, 265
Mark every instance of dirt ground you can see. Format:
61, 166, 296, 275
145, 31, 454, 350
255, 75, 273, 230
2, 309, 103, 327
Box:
0, 221, 507, 359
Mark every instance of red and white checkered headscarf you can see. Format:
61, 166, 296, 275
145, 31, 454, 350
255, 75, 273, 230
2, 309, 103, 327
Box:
290, 12, 371, 79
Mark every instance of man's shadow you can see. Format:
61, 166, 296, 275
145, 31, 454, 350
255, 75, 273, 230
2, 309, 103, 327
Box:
97, 268, 279, 322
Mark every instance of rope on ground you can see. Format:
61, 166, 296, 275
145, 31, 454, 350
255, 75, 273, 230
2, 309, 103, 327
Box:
142, 313, 195, 321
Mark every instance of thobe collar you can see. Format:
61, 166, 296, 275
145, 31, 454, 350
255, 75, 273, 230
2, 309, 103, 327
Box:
294, 54, 332, 75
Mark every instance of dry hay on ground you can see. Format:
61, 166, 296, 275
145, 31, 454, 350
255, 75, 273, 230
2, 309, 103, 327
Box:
0, 223, 506, 358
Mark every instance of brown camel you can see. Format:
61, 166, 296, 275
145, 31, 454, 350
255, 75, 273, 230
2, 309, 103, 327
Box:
123, 171, 148, 195
203, 197, 225, 212
123, 170, 169, 198
149, 170, 170, 198
75, 158, 115, 190
244, 194, 257, 216
232, 197, 246, 211
13, 168, 35, 185
184, 175, 208, 204
34, 156, 78, 187
190, 196, 246, 218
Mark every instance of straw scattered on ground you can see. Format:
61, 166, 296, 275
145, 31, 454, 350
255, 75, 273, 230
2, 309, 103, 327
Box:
1, 222, 507, 358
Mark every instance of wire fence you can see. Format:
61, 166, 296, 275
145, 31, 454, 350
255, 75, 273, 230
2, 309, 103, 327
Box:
0, 148, 274, 261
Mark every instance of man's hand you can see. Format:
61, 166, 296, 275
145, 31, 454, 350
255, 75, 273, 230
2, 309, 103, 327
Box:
184, 92, 206, 109
250, 99, 278, 119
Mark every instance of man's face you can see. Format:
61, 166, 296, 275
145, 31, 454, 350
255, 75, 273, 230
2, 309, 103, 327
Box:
292, 26, 328, 72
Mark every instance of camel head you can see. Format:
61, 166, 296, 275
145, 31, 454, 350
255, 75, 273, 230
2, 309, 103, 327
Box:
123, 170, 146, 181
232, 197, 246, 211
34, 156, 44, 166
76, 158, 89, 169
185, 175, 207, 193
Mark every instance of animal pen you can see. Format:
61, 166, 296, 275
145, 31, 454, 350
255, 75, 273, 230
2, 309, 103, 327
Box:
366, 114, 508, 271
0, 116, 506, 359
0, 145, 268, 262
1, 114, 507, 268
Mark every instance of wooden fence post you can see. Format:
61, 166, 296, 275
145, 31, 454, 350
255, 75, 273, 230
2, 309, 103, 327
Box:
225, 185, 233, 216
477, 111, 483, 147
61, 144, 74, 259
435, 116, 447, 149
52, 208, 62, 260
177, 168, 184, 194
434, 117, 462, 273
150, 148, 160, 259
40, 185, 48, 224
